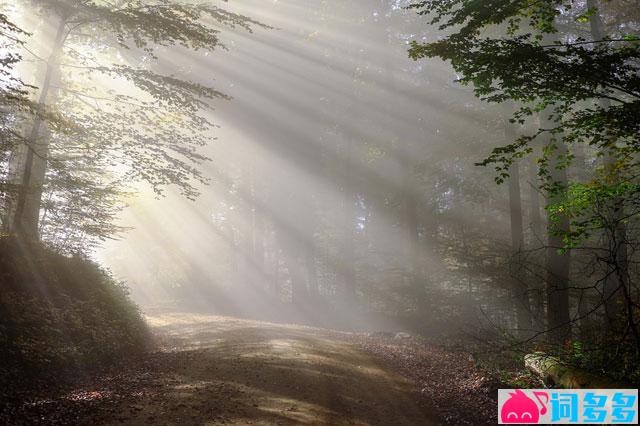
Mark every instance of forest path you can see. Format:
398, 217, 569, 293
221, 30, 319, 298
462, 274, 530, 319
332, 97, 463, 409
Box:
99, 313, 437, 425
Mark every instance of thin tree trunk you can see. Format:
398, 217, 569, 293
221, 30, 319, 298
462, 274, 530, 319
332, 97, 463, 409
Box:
505, 119, 532, 335
540, 109, 572, 345
508, 161, 524, 252
254, 213, 265, 285
588, 0, 627, 331
241, 170, 255, 289
280, 233, 307, 307
12, 18, 67, 239
402, 157, 421, 301
339, 134, 356, 306
272, 229, 280, 298
528, 158, 544, 245
508, 155, 532, 336
527, 157, 545, 326
305, 246, 319, 298
387, 60, 421, 305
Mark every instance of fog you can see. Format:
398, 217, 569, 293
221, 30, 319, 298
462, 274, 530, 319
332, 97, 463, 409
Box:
85, 0, 505, 333
3, 0, 639, 423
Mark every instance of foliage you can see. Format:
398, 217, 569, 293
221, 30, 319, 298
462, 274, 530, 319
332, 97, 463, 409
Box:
559, 337, 640, 384
0, 12, 30, 99
547, 179, 640, 250
3, 0, 266, 249
408, 0, 640, 381
0, 13, 32, 184
0, 237, 150, 396
408, 0, 640, 190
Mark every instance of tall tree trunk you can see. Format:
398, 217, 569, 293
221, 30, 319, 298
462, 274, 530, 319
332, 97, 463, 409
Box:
305, 245, 319, 298
280, 232, 307, 307
271, 226, 281, 298
540, 110, 572, 345
401, 156, 421, 301
233, 172, 252, 294
387, 60, 421, 305
254, 212, 265, 286
587, 0, 627, 331
528, 158, 544, 244
338, 134, 356, 306
527, 157, 545, 326
11, 17, 67, 239
507, 136, 532, 335
251, 177, 264, 269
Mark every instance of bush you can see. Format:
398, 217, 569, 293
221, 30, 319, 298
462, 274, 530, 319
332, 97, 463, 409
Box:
0, 237, 150, 396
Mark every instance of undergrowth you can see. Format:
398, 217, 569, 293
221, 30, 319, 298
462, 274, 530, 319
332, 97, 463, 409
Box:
0, 237, 150, 400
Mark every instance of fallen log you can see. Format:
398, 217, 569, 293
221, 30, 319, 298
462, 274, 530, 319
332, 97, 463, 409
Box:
524, 352, 619, 388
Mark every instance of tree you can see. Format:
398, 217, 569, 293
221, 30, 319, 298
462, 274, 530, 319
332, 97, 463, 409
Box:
587, 0, 627, 333
0, 13, 35, 227
408, 0, 640, 367
541, 108, 572, 344
8, 0, 263, 247
505, 120, 532, 336
408, 0, 639, 223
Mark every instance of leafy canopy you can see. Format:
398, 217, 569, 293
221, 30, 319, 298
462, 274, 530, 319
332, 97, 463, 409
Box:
9, 1, 266, 250
408, 0, 639, 246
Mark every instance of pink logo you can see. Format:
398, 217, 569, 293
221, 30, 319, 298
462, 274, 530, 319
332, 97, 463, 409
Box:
501, 389, 548, 423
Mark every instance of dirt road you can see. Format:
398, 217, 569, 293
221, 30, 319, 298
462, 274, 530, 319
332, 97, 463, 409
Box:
99, 313, 437, 425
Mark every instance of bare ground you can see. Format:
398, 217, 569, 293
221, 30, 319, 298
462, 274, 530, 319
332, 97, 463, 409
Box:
3, 314, 440, 425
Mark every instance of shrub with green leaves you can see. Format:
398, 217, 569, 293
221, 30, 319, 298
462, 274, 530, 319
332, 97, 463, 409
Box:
0, 237, 149, 395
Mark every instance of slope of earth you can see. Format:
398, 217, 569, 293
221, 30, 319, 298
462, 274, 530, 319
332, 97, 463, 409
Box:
2, 313, 438, 425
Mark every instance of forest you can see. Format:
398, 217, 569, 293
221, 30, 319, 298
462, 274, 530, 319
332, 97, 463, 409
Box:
0, 0, 638, 425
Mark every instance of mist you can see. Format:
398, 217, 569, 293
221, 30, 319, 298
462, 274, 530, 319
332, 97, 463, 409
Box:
97, 0, 496, 332
2, 1, 639, 425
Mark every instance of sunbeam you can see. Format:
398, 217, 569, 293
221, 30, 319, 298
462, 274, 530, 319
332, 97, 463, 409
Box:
2, 0, 639, 425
